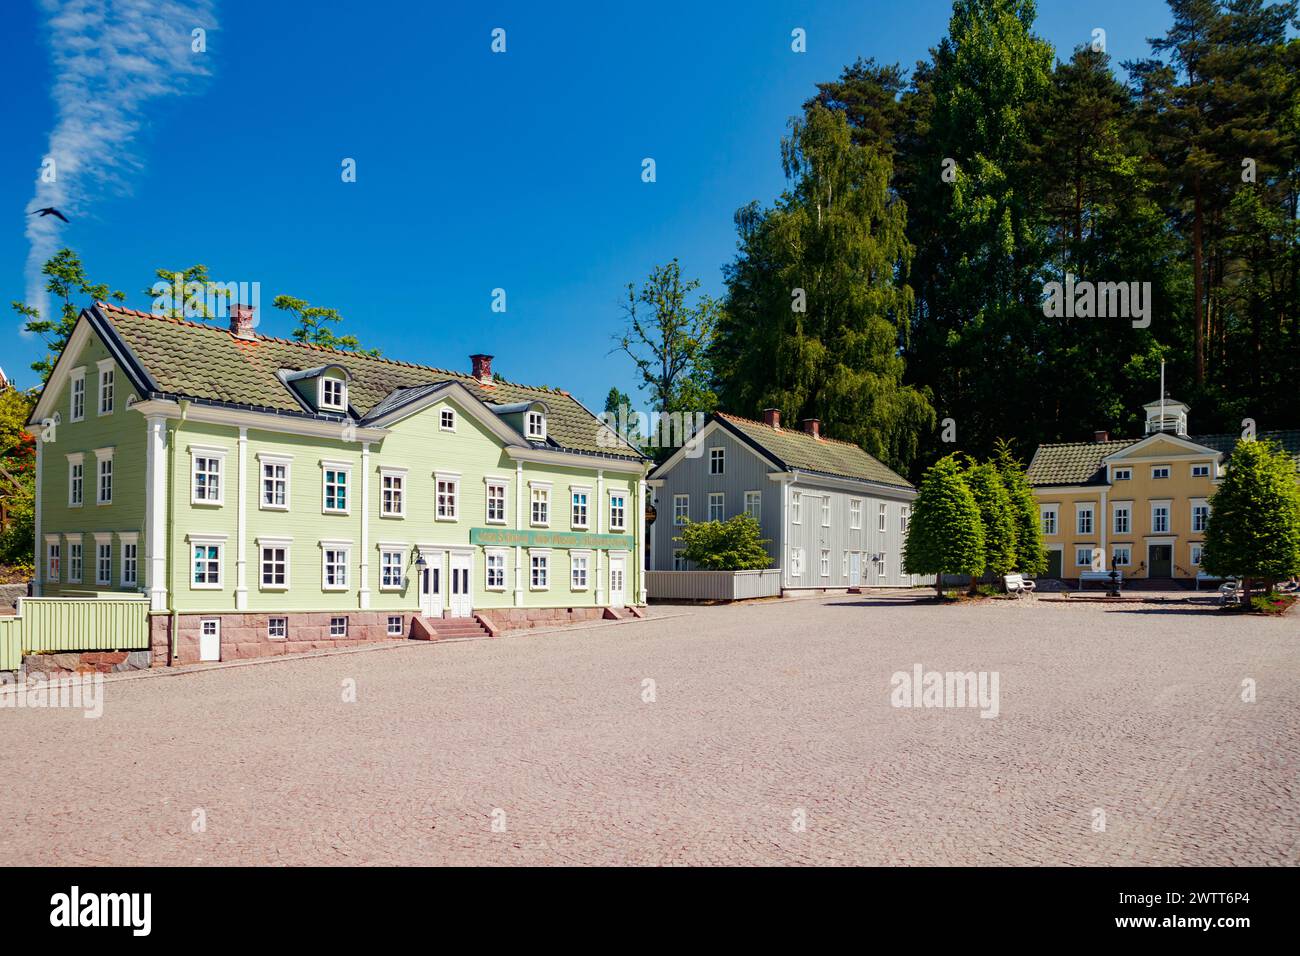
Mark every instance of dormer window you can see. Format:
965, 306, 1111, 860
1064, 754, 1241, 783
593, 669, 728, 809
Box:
526, 410, 546, 441
320, 377, 346, 411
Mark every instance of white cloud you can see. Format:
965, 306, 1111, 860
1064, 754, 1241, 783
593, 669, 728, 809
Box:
23, 0, 217, 326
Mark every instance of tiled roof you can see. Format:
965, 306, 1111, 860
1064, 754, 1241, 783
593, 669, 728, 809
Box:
713, 412, 914, 489
92, 303, 642, 461
1027, 430, 1300, 486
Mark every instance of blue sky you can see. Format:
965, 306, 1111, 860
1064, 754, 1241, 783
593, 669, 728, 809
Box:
2, 0, 1176, 410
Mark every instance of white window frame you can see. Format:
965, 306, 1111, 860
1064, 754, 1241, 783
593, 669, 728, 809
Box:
570, 486, 591, 530
709, 447, 725, 475
530, 482, 551, 528
69, 368, 85, 422
485, 549, 507, 591
268, 617, 288, 640
791, 492, 802, 525
1191, 463, 1211, 478
386, 615, 404, 636
380, 467, 407, 518
1191, 499, 1210, 533
1112, 501, 1131, 535
672, 549, 687, 571
1112, 467, 1132, 481
526, 410, 547, 441
1151, 465, 1171, 480
878, 503, 887, 532
485, 477, 509, 525
93, 448, 115, 506
1075, 547, 1094, 567
94, 535, 112, 586
1076, 504, 1094, 535
529, 549, 550, 590
321, 460, 352, 515
440, 408, 457, 432
570, 550, 590, 591
379, 546, 406, 590
1040, 505, 1058, 536
435, 471, 460, 521
319, 376, 347, 411
673, 494, 689, 526
329, 616, 348, 638
707, 492, 724, 523
790, 547, 804, 578
821, 497, 831, 528
1151, 501, 1171, 535
188, 534, 226, 589
258, 538, 292, 591
45, 536, 61, 583
66, 536, 84, 585
322, 542, 351, 591
744, 491, 761, 522
819, 548, 830, 578
1111, 545, 1131, 567
118, 532, 139, 588
189, 445, 228, 506
258, 453, 292, 511
849, 498, 862, 530
1190, 542, 1204, 566
67, 452, 84, 507
96, 359, 115, 416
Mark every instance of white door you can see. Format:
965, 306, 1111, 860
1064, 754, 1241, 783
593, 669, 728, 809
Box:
849, 552, 861, 587
199, 618, 220, 662
608, 555, 626, 607
420, 553, 443, 617
448, 552, 473, 618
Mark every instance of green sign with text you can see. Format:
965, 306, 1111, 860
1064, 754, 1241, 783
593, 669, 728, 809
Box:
469, 528, 630, 550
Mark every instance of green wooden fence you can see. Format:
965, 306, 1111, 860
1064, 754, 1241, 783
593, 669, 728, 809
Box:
0, 597, 150, 670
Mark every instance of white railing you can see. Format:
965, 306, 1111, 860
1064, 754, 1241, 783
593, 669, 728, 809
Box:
647, 569, 782, 601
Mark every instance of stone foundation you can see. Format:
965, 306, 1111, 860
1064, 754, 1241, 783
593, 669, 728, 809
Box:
150, 611, 413, 665
484, 606, 618, 631
23, 650, 152, 676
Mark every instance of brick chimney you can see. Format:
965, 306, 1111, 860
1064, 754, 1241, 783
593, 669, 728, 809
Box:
802, 418, 821, 439
229, 304, 256, 340
470, 354, 494, 384
762, 408, 781, 430
1094, 429, 1110, 443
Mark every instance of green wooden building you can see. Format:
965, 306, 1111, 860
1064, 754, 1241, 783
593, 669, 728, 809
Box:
26, 302, 648, 663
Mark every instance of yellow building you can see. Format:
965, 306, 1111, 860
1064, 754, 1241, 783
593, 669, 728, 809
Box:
1026, 398, 1299, 582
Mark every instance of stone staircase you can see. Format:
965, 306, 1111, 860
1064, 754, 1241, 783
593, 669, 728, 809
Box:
411, 616, 492, 641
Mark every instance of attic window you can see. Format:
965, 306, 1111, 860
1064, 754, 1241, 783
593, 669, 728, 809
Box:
320, 377, 346, 411
526, 411, 546, 441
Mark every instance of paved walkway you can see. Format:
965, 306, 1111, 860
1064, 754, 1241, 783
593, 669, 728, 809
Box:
1, 595, 1295, 865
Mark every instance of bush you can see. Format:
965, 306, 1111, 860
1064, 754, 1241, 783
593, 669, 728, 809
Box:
674, 513, 772, 571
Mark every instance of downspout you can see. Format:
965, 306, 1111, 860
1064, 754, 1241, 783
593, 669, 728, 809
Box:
168, 400, 190, 664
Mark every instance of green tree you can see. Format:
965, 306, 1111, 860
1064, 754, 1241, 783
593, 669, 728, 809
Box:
271, 295, 380, 356
0, 387, 36, 567
11, 248, 126, 381
903, 454, 986, 598
145, 263, 223, 319
993, 438, 1047, 576
1201, 438, 1300, 603
615, 259, 719, 416
674, 513, 772, 571
602, 387, 643, 449
963, 458, 1018, 588
713, 102, 934, 473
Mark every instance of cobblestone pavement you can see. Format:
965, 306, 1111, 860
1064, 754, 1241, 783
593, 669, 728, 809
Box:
1, 595, 1296, 865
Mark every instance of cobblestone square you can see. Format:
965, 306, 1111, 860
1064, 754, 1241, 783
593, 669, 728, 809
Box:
1, 595, 1296, 865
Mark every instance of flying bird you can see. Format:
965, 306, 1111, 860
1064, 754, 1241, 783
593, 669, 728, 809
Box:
29, 207, 70, 223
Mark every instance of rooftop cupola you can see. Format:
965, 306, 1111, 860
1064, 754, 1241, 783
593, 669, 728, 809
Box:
1143, 396, 1189, 437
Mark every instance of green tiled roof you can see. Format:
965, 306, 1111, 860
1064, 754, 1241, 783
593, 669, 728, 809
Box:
714, 413, 913, 489
1027, 430, 1300, 486
94, 303, 642, 461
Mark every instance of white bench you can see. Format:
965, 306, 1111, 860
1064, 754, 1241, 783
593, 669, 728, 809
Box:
1004, 573, 1036, 597
1195, 572, 1226, 590
1079, 570, 1121, 591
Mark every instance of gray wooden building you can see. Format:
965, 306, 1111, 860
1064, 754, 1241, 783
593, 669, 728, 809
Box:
647, 410, 926, 590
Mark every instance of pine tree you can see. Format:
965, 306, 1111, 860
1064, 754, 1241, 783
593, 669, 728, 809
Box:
1201, 438, 1300, 603
993, 438, 1047, 576
903, 454, 986, 598
963, 459, 1018, 589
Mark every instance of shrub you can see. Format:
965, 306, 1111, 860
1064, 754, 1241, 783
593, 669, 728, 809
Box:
674, 513, 773, 571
